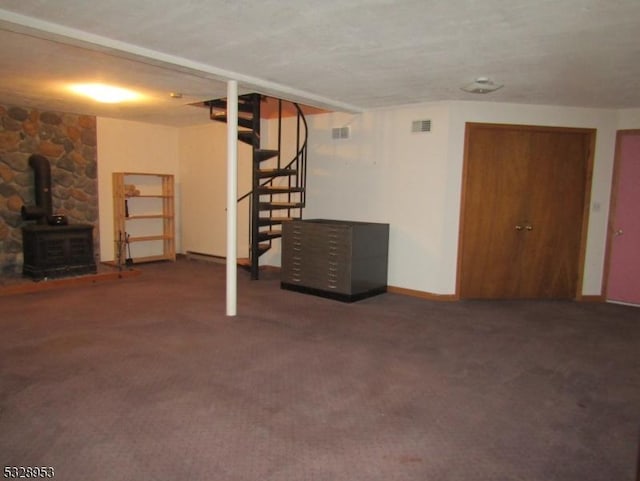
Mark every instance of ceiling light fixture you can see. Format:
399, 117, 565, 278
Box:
460, 77, 503, 94
68, 83, 142, 103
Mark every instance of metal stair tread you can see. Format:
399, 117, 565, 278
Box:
259, 201, 304, 209
258, 216, 296, 225
257, 228, 283, 240
255, 149, 279, 162
258, 168, 296, 178
207, 98, 256, 114
237, 130, 257, 145
211, 112, 254, 129
257, 185, 304, 193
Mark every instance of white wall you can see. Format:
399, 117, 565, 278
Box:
301, 103, 453, 293
179, 123, 224, 257
97, 117, 180, 261
178, 122, 252, 258
303, 101, 619, 296
617, 108, 640, 130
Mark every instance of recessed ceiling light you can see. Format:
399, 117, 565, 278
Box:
69, 83, 142, 103
460, 77, 503, 94
169, 92, 183, 99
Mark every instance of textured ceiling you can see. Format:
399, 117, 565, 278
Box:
0, 0, 639, 126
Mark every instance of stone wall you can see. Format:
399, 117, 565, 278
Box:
0, 104, 99, 274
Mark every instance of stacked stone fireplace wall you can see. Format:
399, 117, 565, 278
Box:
0, 104, 99, 275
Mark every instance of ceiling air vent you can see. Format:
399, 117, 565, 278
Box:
412, 119, 431, 133
332, 126, 350, 140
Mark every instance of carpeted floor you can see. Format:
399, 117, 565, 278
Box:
1, 259, 639, 481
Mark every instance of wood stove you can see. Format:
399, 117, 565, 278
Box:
20, 154, 97, 280
22, 224, 96, 280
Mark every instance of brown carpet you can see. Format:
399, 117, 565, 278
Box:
1, 259, 639, 481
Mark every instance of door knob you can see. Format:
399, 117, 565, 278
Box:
525, 225, 533, 231
515, 225, 523, 231
614, 229, 624, 236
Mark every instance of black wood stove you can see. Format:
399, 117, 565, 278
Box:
21, 154, 96, 280
22, 224, 96, 280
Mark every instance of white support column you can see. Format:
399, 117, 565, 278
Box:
226, 80, 238, 316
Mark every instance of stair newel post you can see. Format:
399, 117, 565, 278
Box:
302, 144, 307, 210
277, 99, 282, 170
303, 143, 307, 201
296, 103, 308, 217
295, 108, 301, 198
250, 93, 262, 280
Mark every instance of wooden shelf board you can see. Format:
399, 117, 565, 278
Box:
125, 215, 171, 220
120, 172, 175, 177
125, 195, 171, 198
128, 235, 172, 242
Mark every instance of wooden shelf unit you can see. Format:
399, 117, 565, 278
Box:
113, 172, 176, 264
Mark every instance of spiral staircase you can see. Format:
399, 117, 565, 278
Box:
205, 93, 308, 280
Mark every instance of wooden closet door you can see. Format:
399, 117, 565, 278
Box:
520, 131, 588, 298
459, 126, 530, 298
459, 124, 591, 299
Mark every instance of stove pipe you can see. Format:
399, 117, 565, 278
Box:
21, 154, 53, 224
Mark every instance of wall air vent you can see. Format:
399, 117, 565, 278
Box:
331, 126, 350, 140
412, 120, 431, 133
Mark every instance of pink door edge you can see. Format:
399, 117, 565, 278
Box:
606, 131, 640, 305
